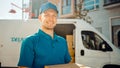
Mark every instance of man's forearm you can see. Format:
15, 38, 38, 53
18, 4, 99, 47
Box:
18, 66, 28, 68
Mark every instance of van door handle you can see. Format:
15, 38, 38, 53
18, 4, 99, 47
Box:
80, 49, 84, 56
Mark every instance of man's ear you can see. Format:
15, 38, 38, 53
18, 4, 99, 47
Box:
38, 15, 41, 21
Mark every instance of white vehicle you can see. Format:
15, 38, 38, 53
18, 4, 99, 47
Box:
0, 19, 120, 68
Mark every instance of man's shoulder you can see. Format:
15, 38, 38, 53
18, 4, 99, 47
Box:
56, 35, 66, 42
24, 33, 39, 42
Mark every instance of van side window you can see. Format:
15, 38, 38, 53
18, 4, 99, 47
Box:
81, 31, 113, 51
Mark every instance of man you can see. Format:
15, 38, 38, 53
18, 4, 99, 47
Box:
18, 2, 71, 68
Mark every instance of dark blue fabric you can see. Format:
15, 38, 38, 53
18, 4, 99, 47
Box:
18, 29, 71, 68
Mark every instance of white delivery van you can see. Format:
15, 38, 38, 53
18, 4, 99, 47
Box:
0, 19, 120, 68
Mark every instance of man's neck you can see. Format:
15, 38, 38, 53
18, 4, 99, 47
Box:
41, 28, 54, 38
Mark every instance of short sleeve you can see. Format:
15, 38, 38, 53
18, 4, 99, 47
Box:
18, 37, 34, 67
64, 41, 71, 63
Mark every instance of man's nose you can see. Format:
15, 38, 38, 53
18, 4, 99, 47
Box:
48, 16, 54, 21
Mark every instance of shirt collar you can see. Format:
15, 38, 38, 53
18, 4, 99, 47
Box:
38, 29, 58, 41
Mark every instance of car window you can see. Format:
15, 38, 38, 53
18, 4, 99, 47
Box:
81, 31, 113, 51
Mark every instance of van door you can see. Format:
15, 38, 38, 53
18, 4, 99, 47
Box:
76, 30, 113, 68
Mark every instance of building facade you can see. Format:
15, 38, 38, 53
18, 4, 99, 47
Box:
85, 0, 120, 48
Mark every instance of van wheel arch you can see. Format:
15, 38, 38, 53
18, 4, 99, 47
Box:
103, 64, 120, 68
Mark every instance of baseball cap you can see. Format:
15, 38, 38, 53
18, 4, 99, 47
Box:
39, 2, 58, 14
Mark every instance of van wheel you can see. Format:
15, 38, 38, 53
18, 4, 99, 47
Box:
103, 64, 120, 68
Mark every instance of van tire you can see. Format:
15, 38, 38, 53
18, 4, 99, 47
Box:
103, 64, 120, 68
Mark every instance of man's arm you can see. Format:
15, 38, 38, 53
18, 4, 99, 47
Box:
18, 37, 34, 68
18, 66, 28, 68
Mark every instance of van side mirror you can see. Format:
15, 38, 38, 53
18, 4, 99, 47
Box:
99, 43, 107, 51
99, 42, 113, 51
101, 44, 106, 50
101, 44, 107, 51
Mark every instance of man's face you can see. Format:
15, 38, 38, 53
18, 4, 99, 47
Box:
39, 9, 57, 30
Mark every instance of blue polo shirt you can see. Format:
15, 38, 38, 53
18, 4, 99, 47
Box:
18, 29, 71, 68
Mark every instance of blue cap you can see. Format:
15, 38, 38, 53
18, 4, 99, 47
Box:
39, 2, 58, 14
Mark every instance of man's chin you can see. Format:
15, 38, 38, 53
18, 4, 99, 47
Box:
46, 27, 54, 30
43, 25, 56, 30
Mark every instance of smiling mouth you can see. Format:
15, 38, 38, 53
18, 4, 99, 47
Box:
47, 21, 54, 24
